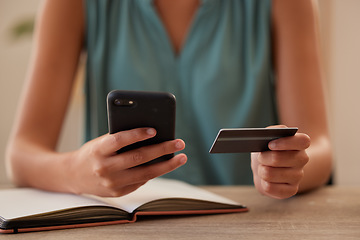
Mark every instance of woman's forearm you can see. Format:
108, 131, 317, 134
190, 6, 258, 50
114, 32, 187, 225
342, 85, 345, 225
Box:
6, 137, 75, 193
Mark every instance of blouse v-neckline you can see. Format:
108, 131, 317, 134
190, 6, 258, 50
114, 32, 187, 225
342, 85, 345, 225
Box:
144, 0, 211, 60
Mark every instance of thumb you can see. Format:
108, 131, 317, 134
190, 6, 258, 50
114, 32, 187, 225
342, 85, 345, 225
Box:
250, 152, 263, 192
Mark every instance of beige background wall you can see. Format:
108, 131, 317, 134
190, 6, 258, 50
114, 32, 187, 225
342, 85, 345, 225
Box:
0, 0, 359, 185
319, 0, 360, 185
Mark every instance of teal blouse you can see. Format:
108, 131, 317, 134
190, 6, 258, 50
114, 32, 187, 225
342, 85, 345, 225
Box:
85, 0, 278, 185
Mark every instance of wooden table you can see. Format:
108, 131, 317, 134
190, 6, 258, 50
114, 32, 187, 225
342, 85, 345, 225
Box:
1, 185, 359, 239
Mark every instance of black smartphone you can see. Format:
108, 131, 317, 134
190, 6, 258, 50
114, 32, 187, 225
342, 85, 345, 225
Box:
107, 90, 176, 164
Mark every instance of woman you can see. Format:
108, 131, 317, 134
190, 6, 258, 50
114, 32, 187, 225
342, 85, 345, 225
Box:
6, 0, 332, 199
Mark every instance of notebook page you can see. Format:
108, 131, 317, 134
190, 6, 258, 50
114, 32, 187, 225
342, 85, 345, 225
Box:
0, 188, 111, 220
91, 178, 241, 213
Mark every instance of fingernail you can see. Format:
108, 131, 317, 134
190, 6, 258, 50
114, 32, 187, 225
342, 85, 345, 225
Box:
179, 155, 187, 165
175, 140, 185, 149
146, 128, 156, 136
269, 141, 276, 149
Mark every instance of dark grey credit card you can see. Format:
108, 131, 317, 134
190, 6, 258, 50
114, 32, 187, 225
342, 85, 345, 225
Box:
209, 128, 298, 153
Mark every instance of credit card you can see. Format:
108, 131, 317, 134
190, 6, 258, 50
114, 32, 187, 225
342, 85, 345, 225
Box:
209, 128, 298, 153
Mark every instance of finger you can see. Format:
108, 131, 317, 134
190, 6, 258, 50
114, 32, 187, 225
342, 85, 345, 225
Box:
268, 133, 311, 151
266, 124, 288, 129
110, 139, 185, 169
122, 153, 187, 185
260, 180, 299, 199
250, 152, 260, 173
257, 150, 309, 168
258, 164, 304, 185
98, 128, 157, 156
106, 181, 148, 198
93, 180, 148, 198
251, 152, 263, 191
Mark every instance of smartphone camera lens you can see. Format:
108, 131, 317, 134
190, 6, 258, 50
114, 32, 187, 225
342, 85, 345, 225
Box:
114, 99, 135, 106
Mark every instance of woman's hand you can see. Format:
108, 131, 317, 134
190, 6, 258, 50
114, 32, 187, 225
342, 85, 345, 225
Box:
67, 127, 187, 197
251, 126, 310, 199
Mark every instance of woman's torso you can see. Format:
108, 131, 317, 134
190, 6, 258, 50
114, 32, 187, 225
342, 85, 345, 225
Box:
85, 0, 278, 185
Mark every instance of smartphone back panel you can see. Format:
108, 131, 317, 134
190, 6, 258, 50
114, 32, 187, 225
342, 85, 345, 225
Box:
107, 90, 176, 163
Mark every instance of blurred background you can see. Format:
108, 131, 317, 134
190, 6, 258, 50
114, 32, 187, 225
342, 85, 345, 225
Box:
0, 0, 359, 185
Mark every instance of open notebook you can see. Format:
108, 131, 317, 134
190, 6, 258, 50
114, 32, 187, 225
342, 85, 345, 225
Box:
0, 178, 247, 233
